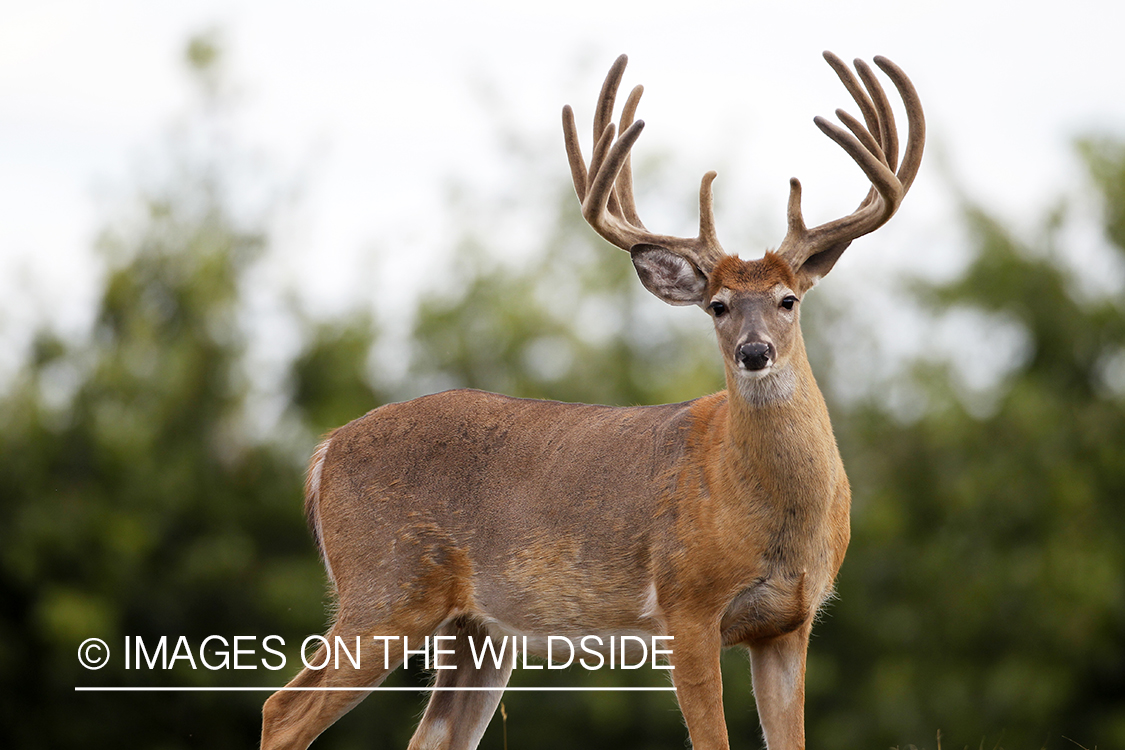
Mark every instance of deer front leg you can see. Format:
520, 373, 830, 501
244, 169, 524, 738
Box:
747, 620, 811, 750
668, 619, 730, 750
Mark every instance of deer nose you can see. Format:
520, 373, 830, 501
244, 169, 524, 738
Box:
736, 342, 773, 371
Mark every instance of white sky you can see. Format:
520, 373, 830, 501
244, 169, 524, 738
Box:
2, 0, 1124, 383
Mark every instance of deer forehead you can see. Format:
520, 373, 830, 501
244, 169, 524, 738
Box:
707, 253, 799, 300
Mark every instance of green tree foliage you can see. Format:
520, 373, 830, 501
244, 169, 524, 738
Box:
290, 314, 383, 435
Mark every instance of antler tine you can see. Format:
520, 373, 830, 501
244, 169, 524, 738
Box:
853, 58, 898, 173
583, 119, 645, 235
822, 52, 881, 153
874, 55, 925, 193
822, 53, 897, 207
699, 171, 719, 246
594, 55, 629, 151
594, 56, 629, 219
562, 105, 588, 201
615, 84, 645, 228
588, 122, 617, 190
778, 52, 925, 271
562, 55, 727, 273
834, 108, 889, 169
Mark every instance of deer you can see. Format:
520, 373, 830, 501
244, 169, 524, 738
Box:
261, 51, 924, 750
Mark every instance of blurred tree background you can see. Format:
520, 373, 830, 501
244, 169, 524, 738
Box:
2, 33, 1122, 750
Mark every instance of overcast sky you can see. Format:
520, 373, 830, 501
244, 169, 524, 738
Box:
3, 0, 1124, 382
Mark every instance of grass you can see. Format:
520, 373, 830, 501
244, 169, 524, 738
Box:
892, 730, 1098, 750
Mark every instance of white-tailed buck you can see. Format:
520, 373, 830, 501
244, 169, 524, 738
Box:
262, 51, 924, 750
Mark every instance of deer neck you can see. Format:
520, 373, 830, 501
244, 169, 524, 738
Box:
718, 336, 840, 509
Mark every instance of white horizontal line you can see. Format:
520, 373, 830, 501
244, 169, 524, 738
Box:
75, 686, 676, 692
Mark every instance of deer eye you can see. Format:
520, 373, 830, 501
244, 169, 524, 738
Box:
780, 295, 798, 311
708, 300, 727, 317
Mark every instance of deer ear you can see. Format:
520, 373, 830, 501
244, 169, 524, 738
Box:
630, 244, 708, 306
791, 239, 851, 292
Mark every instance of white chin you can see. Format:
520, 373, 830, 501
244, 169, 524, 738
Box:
734, 362, 797, 405
737, 364, 774, 380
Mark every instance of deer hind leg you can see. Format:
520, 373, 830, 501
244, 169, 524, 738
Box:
260, 612, 440, 750
408, 617, 514, 750
260, 636, 391, 750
